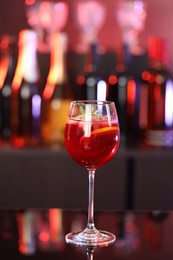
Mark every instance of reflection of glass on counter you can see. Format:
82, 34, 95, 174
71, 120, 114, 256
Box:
115, 213, 140, 256
0, 209, 172, 258
16, 210, 36, 255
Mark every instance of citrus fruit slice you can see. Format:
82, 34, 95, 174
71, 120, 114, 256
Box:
80, 126, 119, 151
91, 126, 119, 136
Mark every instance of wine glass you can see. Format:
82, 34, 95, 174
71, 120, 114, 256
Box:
73, 0, 106, 52
25, 0, 69, 52
64, 100, 120, 247
116, 0, 147, 54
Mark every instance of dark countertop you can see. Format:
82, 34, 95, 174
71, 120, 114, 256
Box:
0, 208, 172, 259
0, 145, 173, 210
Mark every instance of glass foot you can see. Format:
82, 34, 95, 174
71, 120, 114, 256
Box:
65, 230, 116, 247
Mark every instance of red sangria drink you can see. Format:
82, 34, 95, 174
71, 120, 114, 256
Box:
64, 100, 120, 247
65, 118, 119, 169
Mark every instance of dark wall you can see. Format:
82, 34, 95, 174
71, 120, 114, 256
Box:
0, 0, 28, 36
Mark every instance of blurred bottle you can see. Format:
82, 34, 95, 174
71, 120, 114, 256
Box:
41, 32, 71, 148
0, 35, 17, 143
25, 0, 69, 95
126, 46, 148, 145
69, 0, 107, 101
76, 42, 107, 101
109, 0, 148, 146
107, 44, 147, 146
107, 46, 132, 145
141, 36, 173, 147
11, 29, 41, 148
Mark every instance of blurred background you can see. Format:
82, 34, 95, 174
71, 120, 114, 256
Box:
1, 0, 173, 61
0, 0, 173, 205
0, 0, 173, 207
0, 1, 173, 258
0, 0, 173, 148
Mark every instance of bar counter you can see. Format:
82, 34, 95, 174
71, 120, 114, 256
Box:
0, 208, 172, 259
0, 146, 173, 210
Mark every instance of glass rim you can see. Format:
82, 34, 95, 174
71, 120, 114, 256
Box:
71, 100, 114, 105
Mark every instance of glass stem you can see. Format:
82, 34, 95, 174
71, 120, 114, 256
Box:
87, 247, 94, 260
86, 169, 96, 232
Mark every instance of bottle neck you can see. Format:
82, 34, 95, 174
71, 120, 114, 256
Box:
23, 45, 39, 83
116, 45, 130, 74
43, 32, 67, 100
84, 42, 100, 75
0, 36, 17, 87
47, 32, 67, 85
12, 30, 39, 90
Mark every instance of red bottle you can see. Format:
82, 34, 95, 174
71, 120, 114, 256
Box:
141, 36, 173, 147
